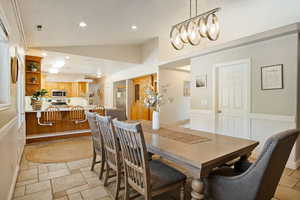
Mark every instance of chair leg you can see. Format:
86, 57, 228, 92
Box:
114, 170, 121, 200
124, 176, 129, 200
99, 158, 105, 180
180, 181, 186, 200
104, 163, 110, 187
91, 148, 96, 171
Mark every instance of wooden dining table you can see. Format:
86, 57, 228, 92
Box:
140, 121, 259, 200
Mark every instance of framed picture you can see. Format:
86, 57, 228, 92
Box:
195, 75, 207, 88
183, 81, 191, 96
261, 64, 283, 90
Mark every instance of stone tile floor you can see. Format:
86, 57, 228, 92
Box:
13, 138, 300, 200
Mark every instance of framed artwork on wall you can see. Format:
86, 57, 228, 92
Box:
261, 64, 283, 90
195, 75, 207, 88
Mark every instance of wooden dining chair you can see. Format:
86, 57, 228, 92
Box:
86, 112, 105, 180
96, 115, 123, 200
105, 108, 127, 121
69, 105, 87, 124
37, 105, 61, 126
113, 120, 187, 200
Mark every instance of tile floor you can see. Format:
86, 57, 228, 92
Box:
13, 138, 300, 200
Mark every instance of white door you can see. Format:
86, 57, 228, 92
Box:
215, 60, 250, 139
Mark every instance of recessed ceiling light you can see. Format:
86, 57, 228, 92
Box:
49, 68, 59, 74
79, 21, 87, 28
131, 25, 137, 30
96, 72, 102, 78
42, 52, 47, 57
53, 60, 65, 68
65, 56, 70, 59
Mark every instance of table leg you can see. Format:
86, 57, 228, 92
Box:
191, 178, 204, 200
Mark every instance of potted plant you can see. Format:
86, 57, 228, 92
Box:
28, 62, 38, 72
144, 85, 168, 130
31, 89, 48, 110
31, 77, 37, 84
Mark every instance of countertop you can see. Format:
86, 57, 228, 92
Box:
25, 105, 98, 113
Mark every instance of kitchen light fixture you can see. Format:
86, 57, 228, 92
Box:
42, 52, 47, 57
131, 25, 137, 30
170, 0, 221, 50
49, 68, 59, 74
53, 60, 65, 68
79, 21, 87, 28
65, 56, 70, 59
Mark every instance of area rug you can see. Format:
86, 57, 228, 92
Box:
26, 138, 93, 163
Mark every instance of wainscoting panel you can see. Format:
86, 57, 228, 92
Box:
189, 109, 298, 169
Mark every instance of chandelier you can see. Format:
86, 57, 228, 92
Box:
170, 0, 221, 50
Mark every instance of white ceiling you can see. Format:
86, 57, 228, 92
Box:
20, 0, 192, 47
29, 50, 138, 76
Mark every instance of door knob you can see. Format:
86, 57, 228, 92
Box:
217, 110, 222, 113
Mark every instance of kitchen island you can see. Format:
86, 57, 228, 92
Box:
25, 105, 103, 143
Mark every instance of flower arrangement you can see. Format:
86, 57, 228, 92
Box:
144, 84, 170, 112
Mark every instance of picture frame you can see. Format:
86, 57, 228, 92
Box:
195, 75, 207, 88
261, 64, 283, 90
11, 56, 19, 84
183, 81, 191, 96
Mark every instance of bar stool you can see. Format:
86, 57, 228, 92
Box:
92, 105, 105, 115
37, 106, 61, 126
69, 105, 87, 124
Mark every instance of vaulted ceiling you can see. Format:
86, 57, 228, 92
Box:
20, 0, 192, 47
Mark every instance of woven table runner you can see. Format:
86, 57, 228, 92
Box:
142, 122, 210, 144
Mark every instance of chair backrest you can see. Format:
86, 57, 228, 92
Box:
96, 115, 121, 170
244, 129, 300, 200
105, 108, 127, 121
86, 112, 102, 152
113, 120, 151, 196
42, 106, 61, 123
69, 105, 85, 121
93, 105, 105, 115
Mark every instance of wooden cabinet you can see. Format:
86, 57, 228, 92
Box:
25, 56, 42, 96
42, 81, 88, 97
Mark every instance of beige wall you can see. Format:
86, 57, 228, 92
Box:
159, 69, 191, 124
191, 34, 298, 116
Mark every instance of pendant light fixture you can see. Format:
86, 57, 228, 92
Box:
170, 0, 221, 50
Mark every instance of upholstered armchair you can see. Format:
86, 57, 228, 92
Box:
204, 129, 300, 200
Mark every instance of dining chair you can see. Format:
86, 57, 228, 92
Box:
204, 129, 300, 200
37, 105, 61, 126
96, 115, 123, 200
113, 120, 187, 200
93, 105, 105, 115
69, 105, 87, 124
105, 108, 127, 121
86, 112, 105, 179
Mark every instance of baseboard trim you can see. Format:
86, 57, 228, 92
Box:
7, 164, 20, 200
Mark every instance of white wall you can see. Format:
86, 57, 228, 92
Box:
0, 0, 26, 199
159, 69, 191, 124
104, 38, 159, 107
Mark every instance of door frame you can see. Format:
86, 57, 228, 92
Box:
212, 58, 252, 117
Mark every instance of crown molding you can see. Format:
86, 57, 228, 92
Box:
10, 0, 26, 47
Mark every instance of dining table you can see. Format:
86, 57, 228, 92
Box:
139, 121, 259, 200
